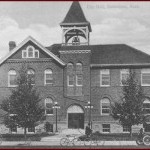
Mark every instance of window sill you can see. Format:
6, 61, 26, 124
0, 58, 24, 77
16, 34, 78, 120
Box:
8, 85, 18, 88
100, 85, 110, 87
45, 114, 54, 116
141, 84, 150, 86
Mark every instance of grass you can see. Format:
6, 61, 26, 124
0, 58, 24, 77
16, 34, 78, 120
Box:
1, 132, 55, 141
79, 132, 138, 141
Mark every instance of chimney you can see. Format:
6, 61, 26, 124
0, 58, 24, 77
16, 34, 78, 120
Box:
9, 41, 16, 51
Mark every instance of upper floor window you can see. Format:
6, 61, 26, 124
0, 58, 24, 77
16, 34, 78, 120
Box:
22, 46, 39, 58
76, 63, 82, 72
27, 69, 35, 85
8, 70, 17, 87
100, 69, 110, 86
67, 75, 74, 86
101, 98, 110, 116
143, 98, 150, 115
45, 98, 53, 115
141, 69, 150, 86
76, 74, 83, 86
67, 63, 74, 72
120, 69, 129, 86
45, 69, 53, 85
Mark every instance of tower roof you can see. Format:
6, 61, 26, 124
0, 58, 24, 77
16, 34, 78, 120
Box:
60, 1, 92, 32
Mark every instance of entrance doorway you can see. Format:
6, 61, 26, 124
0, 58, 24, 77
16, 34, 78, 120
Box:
67, 105, 84, 129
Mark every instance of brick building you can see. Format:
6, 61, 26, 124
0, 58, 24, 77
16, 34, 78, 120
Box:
0, 1, 150, 134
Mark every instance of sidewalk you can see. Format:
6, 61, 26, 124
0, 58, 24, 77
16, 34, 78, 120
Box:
0, 140, 137, 147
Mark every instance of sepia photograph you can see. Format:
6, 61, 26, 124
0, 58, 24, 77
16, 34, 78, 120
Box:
0, 1, 150, 148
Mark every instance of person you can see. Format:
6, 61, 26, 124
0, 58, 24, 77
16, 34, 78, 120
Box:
85, 123, 92, 137
138, 128, 144, 141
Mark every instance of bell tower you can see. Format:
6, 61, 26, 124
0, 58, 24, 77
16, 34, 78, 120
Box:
60, 1, 92, 46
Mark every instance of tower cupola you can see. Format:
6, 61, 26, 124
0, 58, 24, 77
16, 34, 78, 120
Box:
60, 1, 92, 46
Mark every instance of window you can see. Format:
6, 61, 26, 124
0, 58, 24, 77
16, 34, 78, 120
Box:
123, 126, 130, 132
102, 124, 110, 133
28, 47, 34, 58
141, 69, 150, 86
22, 50, 27, 58
22, 46, 39, 58
67, 63, 74, 72
76, 74, 83, 86
27, 69, 35, 85
10, 125, 17, 133
67, 75, 74, 86
100, 69, 110, 86
8, 70, 17, 87
120, 69, 129, 86
35, 50, 39, 58
76, 63, 82, 72
45, 69, 53, 85
45, 98, 53, 115
28, 126, 35, 133
143, 99, 150, 115
101, 98, 110, 115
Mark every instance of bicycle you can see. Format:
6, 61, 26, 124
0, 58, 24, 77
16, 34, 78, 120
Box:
60, 134, 81, 146
84, 134, 99, 146
136, 134, 150, 146
0, 134, 3, 145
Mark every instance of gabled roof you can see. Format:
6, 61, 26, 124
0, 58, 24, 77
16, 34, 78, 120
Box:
0, 36, 65, 66
60, 1, 92, 32
47, 44, 150, 66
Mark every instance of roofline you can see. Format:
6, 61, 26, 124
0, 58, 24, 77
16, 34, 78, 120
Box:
91, 63, 150, 68
0, 36, 66, 66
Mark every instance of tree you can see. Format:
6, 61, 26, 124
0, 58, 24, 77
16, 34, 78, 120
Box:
1, 64, 45, 139
111, 69, 145, 137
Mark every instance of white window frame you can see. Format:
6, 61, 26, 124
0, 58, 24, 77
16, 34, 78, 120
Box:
101, 98, 110, 116
22, 46, 39, 58
141, 69, 150, 86
27, 126, 35, 133
143, 99, 150, 115
45, 98, 53, 116
102, 124, 110, 133
67, 75, 74, 87
120, 69, 129, 86
44, 69, 53, 85
76, 74, 83, 86
22, 50, 27, 58
27, 69, 35, 85
8, 70, 17, 87
123, 125, 130, 133
100, 69, 110, 87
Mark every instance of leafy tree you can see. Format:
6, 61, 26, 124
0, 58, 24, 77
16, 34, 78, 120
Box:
111, 69, 145, 137
1, 64, 45, 139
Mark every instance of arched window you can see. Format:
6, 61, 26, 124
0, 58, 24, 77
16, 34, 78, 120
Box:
143, 98, 150, 115
22, 46, 39, 58
45, 98, 53, 115
67, 63, 74, 72
76, 63, 82, 72
45, 69, 53, 85
101, 98, 110, 115
8, 70, 17, 87
67, 63, 74, 86
76, 63, 83, 86
27, 69, 35, 85
28, 47, 34, 58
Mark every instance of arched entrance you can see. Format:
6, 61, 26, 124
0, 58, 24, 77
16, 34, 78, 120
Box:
67, 105, 84, 129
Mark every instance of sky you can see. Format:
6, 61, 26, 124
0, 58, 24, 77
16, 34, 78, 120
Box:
0, 1, 150, 58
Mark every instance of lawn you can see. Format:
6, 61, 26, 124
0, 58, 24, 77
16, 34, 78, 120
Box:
1, 132, 55, 141
79, 132, 138, 141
